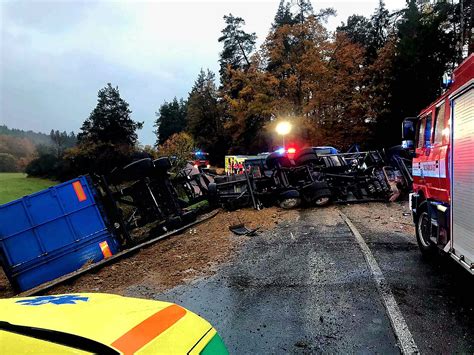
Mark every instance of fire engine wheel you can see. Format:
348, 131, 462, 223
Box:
416, 209, 435, 256
279, 197, 301, 209
314, 196, 330, 207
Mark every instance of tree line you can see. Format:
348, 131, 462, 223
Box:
5, 0, 471, 179
0, 126, 76, 173
156, 0, 472, 162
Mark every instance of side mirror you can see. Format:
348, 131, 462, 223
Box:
402, 140, 414, 149
402, 117, 417, 141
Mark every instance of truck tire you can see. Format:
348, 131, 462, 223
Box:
314, 196, 331, 207
207, 182, 218, 206
295, 153, 319, 166
279, 197, 301, 209
122, 158, 154, 180
278, 190, 301, 209
266, 152, 293, 169
153, 157, 172, 172
415, 204, 436, 257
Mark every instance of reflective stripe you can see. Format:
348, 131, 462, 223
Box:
99, 241, 112, 258
111, 304, 186, 355
412, 160, 446, 178
72, 181, 87, 202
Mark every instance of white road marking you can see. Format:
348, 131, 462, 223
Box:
339, 211, 419, 355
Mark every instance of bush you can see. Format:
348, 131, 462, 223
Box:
0, 153, 18, 172
25, 154, 59, 177
157, 132, 195, 172
64, 141, 136, 177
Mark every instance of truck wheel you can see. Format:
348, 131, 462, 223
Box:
295, 153, 319, 166
207, 182, 218, 206
121, 158, 154, 180
266, 152, 293, 169
153, 157, 172, 171
314, 196, 330, 207
279, 197, 301, 209
416, 206, 435, 256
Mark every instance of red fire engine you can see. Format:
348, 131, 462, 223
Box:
403, 54, 474, 273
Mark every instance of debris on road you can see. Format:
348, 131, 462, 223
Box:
229, 223, 259, 236
2, 207, 296, 297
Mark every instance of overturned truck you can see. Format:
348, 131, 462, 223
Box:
208, 148, 410, 210
0, 157, 212, 293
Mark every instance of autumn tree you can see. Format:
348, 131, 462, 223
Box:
264, 14, 332, 116
157, 132, 195, 172
154, 98, 187, 146
222, 55, 280, 153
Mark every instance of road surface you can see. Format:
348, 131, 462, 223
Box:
124, 204, 474, 353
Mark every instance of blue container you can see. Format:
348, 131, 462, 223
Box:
0, 175, 119, 292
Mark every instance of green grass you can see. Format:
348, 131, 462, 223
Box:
0, 173, 57, 205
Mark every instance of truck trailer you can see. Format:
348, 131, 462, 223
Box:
403, 54, 474, 273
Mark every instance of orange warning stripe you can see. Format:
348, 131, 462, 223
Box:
99, 241, 112, 258
111, 304, 186, 355
72, 181, 87, 202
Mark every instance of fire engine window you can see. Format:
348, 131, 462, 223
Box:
417, 118, 425, 148
424, 115, 432, 147
434, 102, 446, 144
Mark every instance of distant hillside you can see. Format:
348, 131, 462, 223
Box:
0, 125, 52, 146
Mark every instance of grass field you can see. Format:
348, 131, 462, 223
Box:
0, 173, 56, 205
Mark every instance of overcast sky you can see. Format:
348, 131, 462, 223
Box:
0, 0, 406, 145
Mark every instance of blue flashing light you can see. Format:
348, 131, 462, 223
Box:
276, 148, 286, 155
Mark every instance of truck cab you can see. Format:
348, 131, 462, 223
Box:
403, 54, 474, 273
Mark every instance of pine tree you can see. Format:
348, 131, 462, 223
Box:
218, 14, 257, 84
367, 0, 391, 61
338, 1, 391, 64
337, 15, 372, 49
78, 83, 143, 146
154, 98, 187, 145
186, 69, 227, 163
293, 0, 314, 24
272, 0, 294, 28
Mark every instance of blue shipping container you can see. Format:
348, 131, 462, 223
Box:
0, 175, 119, 292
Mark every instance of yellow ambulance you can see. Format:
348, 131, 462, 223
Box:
0, 293, 227, 354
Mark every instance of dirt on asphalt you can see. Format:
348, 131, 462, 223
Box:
0, 207, 298, 298
0, 202, 409, 299
339, 201, 415, 236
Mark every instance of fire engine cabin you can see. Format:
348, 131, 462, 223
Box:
403, 54, 474, 273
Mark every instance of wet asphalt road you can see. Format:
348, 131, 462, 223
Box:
131, 205, 474, 354
340, 204, 474, 354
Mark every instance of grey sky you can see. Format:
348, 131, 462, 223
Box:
1, 0, 406, 146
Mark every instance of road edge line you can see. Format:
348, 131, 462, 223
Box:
339, 211, 419, 355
